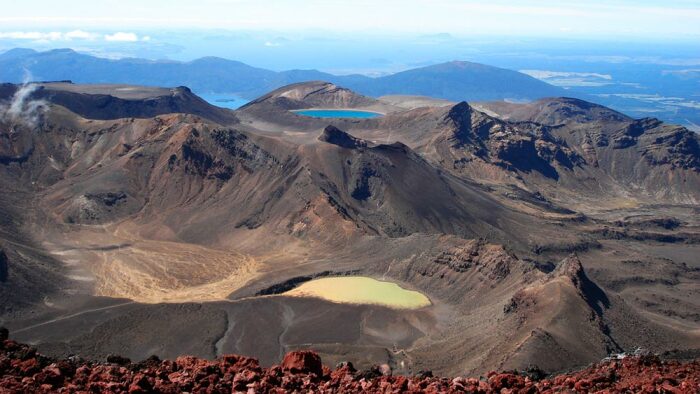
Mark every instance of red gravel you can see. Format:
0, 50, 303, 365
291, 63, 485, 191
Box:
1, 335, 698, 393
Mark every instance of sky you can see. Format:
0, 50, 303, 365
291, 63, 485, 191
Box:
1, 0, 699, 40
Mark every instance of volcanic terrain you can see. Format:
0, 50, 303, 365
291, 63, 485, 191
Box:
0, 81, 698, 377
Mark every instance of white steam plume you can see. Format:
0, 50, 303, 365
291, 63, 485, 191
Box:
0, 70, 49, 131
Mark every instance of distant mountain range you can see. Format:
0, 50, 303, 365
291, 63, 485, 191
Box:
0, 48, 568, 102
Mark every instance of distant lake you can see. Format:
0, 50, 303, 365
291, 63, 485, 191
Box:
196, 93, 249, 109
293, 109, 383, 119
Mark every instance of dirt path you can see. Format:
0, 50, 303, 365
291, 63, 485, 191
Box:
12, 301, 136, 334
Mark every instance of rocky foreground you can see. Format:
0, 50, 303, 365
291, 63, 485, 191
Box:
1, 329, 698, 393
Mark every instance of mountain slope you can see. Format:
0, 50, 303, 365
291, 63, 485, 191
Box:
474, 98, 700, 204
1, 82, 698, 376
237, 82, 700, 207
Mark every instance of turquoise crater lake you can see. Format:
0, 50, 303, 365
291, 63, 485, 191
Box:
292, 109, 383, 119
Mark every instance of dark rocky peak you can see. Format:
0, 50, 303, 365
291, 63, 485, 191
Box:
318, 126, 368, 149
442, 101, 487, 145
443, 101, 514, 149
210, 128, 278, 171
552, 254, 610, 316
165, 126, 278, 183
607, 117, 700, 171
444, 101, 473, 125
668, 130, 700, 171
432, 239, 524, 281
552, 253, 586, 282
631, 117, 663, 131
444, 101, 507, 135
642, 124, 700, 171
439, 99, 585, 179
172, 86, 193, 95
611, 118, 663, 149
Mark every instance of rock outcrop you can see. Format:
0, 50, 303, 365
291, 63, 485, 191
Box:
281, 350, 323, 376
0, 334, 697, 393
475, 97, 700, 203
318, 125, 368, 149
439, 101, 584, 180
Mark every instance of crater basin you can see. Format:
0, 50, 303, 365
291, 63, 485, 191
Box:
282, 276, 431, 309
292, 109, 383, 119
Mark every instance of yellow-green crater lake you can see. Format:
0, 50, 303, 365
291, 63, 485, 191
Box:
283, 276, 431, 309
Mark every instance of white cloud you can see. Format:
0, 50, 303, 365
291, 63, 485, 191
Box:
0, 31, 63, 40
65, 30, 98, 40
264, 41, 281, 47
0, 30, 100, 41
104, 32, 139, 42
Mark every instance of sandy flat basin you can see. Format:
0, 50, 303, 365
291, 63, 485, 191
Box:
283, 276, 431, 309
291, 109, 383, 118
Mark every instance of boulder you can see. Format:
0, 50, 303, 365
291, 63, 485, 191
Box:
281, 350, 323, 376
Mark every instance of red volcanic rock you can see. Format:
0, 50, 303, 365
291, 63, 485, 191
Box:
220, 353, 261, 373
128, 372, 154, 393
0, 332, 699, 393
14, 357, 41, 375
488, 372, 525, 390
281, 350, 323, 376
